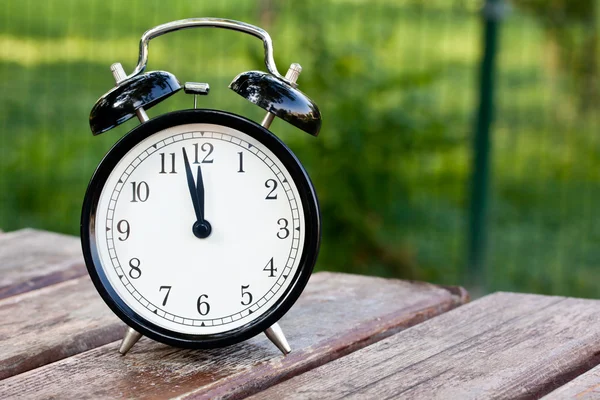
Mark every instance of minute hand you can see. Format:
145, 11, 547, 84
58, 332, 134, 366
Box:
182, 148, 203, 222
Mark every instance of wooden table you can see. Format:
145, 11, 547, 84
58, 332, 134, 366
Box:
1, 228, 599, 399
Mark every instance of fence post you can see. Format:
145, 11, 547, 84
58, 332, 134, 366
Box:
467, 0, 505, 290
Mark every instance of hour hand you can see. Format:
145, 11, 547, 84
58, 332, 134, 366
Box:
196, 164, 205, 219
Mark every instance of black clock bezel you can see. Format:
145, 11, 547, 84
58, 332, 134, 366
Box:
81, 109, 320, 349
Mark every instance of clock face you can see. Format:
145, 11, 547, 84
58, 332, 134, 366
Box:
83, 111, 319, 345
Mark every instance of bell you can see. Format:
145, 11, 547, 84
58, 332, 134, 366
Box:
229, 70, 321, 136
89, 71, 181, 135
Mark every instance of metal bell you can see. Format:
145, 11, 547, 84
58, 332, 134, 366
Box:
89, 71, 181, 135
229, 70, 322, 136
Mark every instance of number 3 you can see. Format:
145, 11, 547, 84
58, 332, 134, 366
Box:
277, 218, 289, 239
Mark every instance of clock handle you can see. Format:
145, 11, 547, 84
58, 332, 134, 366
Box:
116, 18, 289, 86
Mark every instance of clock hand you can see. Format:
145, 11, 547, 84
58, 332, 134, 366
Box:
196, 164, 205, 220
182, 148, 203, 223
182, 147, 212, 239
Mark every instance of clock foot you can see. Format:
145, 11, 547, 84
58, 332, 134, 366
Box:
119, 327, 142, 356
264, 322, 291, 355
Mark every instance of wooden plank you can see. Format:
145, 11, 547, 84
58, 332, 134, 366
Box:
542, 364, 600, 399
0, 276, 124, 380
249, 292, 600, 400
0, 272, 467, 399
0, 229, 86, 299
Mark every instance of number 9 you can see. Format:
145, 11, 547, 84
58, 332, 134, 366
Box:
117, 219, 130, 241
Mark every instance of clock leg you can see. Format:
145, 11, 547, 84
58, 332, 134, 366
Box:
264, 322, 291, 355
119, 326, 143, 356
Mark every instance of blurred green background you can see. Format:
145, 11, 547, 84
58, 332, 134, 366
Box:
1, 0, 598, 297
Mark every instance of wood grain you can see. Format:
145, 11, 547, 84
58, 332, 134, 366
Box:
0, 272, 467, 399
542, 364, 600, 399
0, 229, 86, 299
0, 276, 124, 379
249, 292, 600, 400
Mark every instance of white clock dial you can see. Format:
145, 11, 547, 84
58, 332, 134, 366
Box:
94, 123, 305, 335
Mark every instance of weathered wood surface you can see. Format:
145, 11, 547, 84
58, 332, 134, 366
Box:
0, 276, 123, 380
543, 364, 600, 399
0, 272, 468, 400
0, 229, 86, 299
250, 292, 600, 400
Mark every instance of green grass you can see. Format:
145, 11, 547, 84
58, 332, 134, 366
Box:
1, 0, 598, 297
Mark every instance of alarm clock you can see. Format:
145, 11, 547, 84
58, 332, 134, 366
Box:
81, 18, 321, 356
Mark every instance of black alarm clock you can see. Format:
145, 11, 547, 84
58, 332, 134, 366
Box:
81, 18, 321, 355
